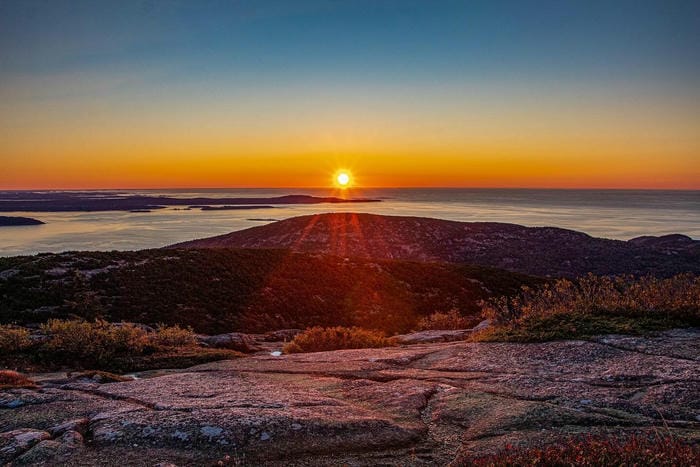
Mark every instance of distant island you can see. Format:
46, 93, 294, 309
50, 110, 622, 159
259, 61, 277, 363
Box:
0, 216, 44, 226
190, 205, 277, 211
0, 191, 381, 212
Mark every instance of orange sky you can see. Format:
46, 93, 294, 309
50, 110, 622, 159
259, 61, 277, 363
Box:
2, 84, 698, 189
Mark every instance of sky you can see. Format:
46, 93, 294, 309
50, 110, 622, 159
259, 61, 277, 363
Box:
1, 0, 699, 189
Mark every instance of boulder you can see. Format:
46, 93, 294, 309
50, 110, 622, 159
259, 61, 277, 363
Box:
0, 428, 51, 463
262, 329, 304, 342
48, 418, 89, 437
15, 430, 83, 464
197, 332, 260, 352
471, 319, 491, 332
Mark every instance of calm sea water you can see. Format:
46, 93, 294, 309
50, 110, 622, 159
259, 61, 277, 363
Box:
1, 188, 698, 257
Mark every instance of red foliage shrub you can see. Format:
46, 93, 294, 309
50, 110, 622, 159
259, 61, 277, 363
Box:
0, 370, 36, 389
457, 433, 699, 466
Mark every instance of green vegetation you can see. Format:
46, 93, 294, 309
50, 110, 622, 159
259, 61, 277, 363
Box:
283, 326, 393, 353
0, 249, 540, 334
474, 274, 700, 342
417, 309, 471, 330
0, 370, 35, 389
0, 320, 241, 373
459, 433, 700, 466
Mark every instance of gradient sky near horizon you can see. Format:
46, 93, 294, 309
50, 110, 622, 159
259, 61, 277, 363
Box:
1, 0, 699, 189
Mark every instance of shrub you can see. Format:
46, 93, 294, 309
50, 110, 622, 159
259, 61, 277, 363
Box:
0, 370, 36, 389
417, 309, 471, 330
0, 320, 241, 373
476, 274, 700, 341
39, 319, 148, 365
0, 325, 32, 353
283, 326, 393, 353
150, 324, 197, 347
457, 433, 699, 466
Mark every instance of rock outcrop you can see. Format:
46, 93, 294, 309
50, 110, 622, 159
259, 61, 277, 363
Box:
197, 332, 261, 353
1, 329, 698, 465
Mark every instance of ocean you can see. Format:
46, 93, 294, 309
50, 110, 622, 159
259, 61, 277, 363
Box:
1, 188, 698, 257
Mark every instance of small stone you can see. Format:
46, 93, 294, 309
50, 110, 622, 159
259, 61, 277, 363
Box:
260, 432, 271, 441
48, 418, 89, 437
200, 426, 223, 439
472, 319, 491, 332
172, 430, 189, 441
92, 427, 123, 443
1, 399, 24, 408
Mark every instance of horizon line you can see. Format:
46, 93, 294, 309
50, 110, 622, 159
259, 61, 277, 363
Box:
2, 186, 699, 192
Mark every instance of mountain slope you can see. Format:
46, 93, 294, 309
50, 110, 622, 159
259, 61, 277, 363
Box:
171, 213, 700, 277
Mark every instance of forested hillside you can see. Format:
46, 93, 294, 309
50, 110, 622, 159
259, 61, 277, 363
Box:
0, 249, 539, 334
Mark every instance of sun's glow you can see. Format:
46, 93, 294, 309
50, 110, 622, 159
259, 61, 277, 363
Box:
336, 171, 351, 188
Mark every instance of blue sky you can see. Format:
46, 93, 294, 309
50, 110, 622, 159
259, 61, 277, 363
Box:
2, 0, 698, 81
1, 0, 699, 189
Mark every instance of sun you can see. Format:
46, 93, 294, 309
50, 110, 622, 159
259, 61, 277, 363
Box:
335, 171, 351, 188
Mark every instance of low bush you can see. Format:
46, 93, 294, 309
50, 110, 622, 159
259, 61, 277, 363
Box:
0, 325, 32, 353
0, 320, 242, 373
0, 370, 35, 389
417, 309, 471, 330
457, 433, 699, 466
476, 273, 700, 341
150, 324, 197, 347
0, 319, 243, 374
283, 326, 393, 353
39, 319, 148, 366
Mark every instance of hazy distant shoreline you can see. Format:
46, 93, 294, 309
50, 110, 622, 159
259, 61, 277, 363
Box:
0, 192, 381, 213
